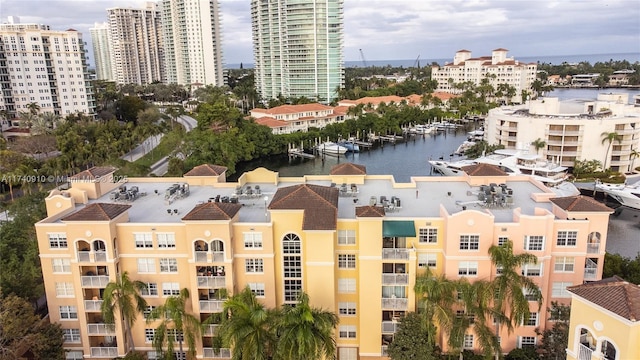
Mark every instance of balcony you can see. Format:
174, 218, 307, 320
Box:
200, 300, 225, 312
584, 267, 598, 281
81, 275, 110, 288
381, 321, 400, 334
382, 274, 409, 285
587, 243, 600, 254
203, 348, 231, 358
195, 251, 208, 262
94, 251, 107, 262
84, 299, 103, 312
90, 347, 118, 357
77, 251, 90, 262
578, 343, 594, 360
204, 324, 221, 336
381, 345, 389, 357
382, 249, 409, 260
77, 251, 108, 262
381, 298, 408, 310
87, 323, 115, 335
197, 276, 226, 289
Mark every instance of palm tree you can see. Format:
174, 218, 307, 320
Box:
148, 288, 201, 360
26, 102, 40, 116
414, 268, 457, 349
272, 291, 339, 360
488, 240, 542, 359
600, 132, 623, 170
531, 138, 547, 156
630, 149, 640, 172
101, 271, 148, 352
219, 287, 275, 360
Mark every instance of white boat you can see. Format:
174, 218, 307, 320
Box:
455, 140, 476, 155
316, 141, 348, 155
428, 149, 570, 185
595, 180, 640, 210
467, 129, 484, 141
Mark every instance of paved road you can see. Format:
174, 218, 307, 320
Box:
148, 115, 197, 176
121, 134, 164, 162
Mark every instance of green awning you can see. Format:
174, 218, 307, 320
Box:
383, 220, 416, 237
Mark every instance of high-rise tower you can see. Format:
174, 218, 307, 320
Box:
251, 0, 344, 103
89, 22, 112, 81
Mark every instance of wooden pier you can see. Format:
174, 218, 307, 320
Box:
288, 143, 316, 159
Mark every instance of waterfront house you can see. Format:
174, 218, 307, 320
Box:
250, 103, 345, 134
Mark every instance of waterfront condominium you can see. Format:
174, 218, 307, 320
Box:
251, 0, 344, 103
160, 0, 224, 87
37, 163, 612, 359
89, 22, 113, 82
106, 3, 164, 85
0, 16, 95, 119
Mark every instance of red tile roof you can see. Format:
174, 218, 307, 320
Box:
62, 203, 131, 221
254, 117, 289, 128
330, 163, 366, 175
181, 202, 242, 221
69, 166, 117, 181
355, 205, 385, 217
461, 163, 508, 176
269, 184, 338, 230
251, 103, 333, 115
568, 276, 640, 322
184, 164, 228, 177
549, 196, 614, 212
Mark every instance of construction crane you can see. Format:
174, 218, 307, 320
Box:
359, 49, 368, 67
413, 54, 421, 68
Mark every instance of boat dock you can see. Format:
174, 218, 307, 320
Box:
287, 143, 316, 159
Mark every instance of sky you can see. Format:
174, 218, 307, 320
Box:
1, 0, 639, 66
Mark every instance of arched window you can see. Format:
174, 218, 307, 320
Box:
601, 340, 617, 360
194, 240, 208, 262
93, 240, 107, 261
211, 240, 225, 262
283, 233, 302, 303
587, 232, 601, 253
76, 240, 90, 262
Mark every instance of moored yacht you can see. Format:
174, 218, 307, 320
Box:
316, 141, 348, 155
595, 179, 640, 210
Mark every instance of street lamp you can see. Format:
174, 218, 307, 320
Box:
264, 195, 269, 218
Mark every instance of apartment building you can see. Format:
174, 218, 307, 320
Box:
106, 4, 164, 85
89, 22, 113, 82
250, 103, 345, 134
431, 49, 537, 102
36, 164, 612, 359
484, 93, 640, 171
160, 0, 224, 87
0, 17, 95, 119
251, 0, 344, 103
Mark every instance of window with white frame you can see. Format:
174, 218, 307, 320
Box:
339, 325, 356, 339
338, 278, 356, 293
243, 232, 263, 249
63, 328, 80, 343
157, 233, 176, 248
338, 230, 356, 245
338, 254, 356, 269
338, 348, 358, 360
518, 336, 536, 348
498, 236, 509, 246
459, 235, 480, 250
283, 233, 302, 302
52, 258, 71, 273
463, 334, 474, 349
496, 265, 504, 275
525, 235, 545, 251
55, 282, 74, 297
159, 258, 178, 273
419, 228, 438, 243
248, 283, 265, 297
147, 352, 160, 360
245, 258, 264, 273
143, 305, 156, 319
556, 231, 577, 246
521, 262, 542, 277
145, 328, 155, 343
66, 350, 84, 360
137, 258, 156, 273
141, 283, 158, 297
48, 233, 68, 248
168, 329, 184, 341
554, 257, 575, 272
162, 282, 180, 296
417, 253, 437, 268
525, 312, 538, 326
458, 261, 478, 276
524, 287, 540, 301
551, 282, 572, 298
59, 305, 77, 319
134, 233, 153, 248
338, 302, 356, 316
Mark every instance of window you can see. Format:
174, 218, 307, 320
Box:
284, 279, 302, 301
458, 261, 478, 276
59, 305, 77, 320
338, 254, 356, 269
248, 283, 265, 297
556, 231, 577, 246
518, 336, 536, 348
145, 328, 155, 343
55, 282, 74, 297
498, 236, 509, 246
52, 258, 71, 273
141, 283, 158, 296
245, 259, 264, 273
134, 233, 153, 248
49, 233, 68, 248
463, 334, 474, 349
525, 312, 538, 326
524, 287, 540, 301
417, 253, 437, 268
162, 282, 180, 296
157, 233, 176, 248
338, 278, 356, 293
419, 228, 438, 243
66, 351, 84, 360
338, 348, 358, 360
159, 258, 178, 273
522, 263, 542, 277
525, 235, 545, 251
63, 328, 81, 343
338, 302, 356, 316
551, 282, 572, 298
244, 232, 263, 249
282, 233, 302, 302
143, 306, 156, 319
137, 258, 156, 273
554, 257, 575, 272
168, 329, 184, 341
339, 325, 356, 339
338, 230, 356, 245
459, 235, 479, 250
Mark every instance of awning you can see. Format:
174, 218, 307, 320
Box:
382, 220, 416, 237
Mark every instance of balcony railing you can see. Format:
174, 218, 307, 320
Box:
381, 298, 408, 310
578, 343, 594, 360
587, 243, 600, 254
203, 348, 231, 358
584, 267, 598, 280
212, 252, 225, 262
381, 321, 400, 333
382, 248, 409, 260
77, 251, 90, 262
197, 276, 226, 289
81, 275, 110, 288
204, 324, 221, 336
195, 251, 208, 262
77, 251, 108, 262
200, 300, 225, 312
94, 251, 107, 262
90, 347, 118, 357
84, 299, 103, 312
382, 273, 409, 285
87, 323, 116, 335
381, 345, 389, 357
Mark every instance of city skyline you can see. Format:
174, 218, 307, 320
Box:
3, 0, 639, 66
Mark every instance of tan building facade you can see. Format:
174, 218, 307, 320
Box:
36, 164, 612, 359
